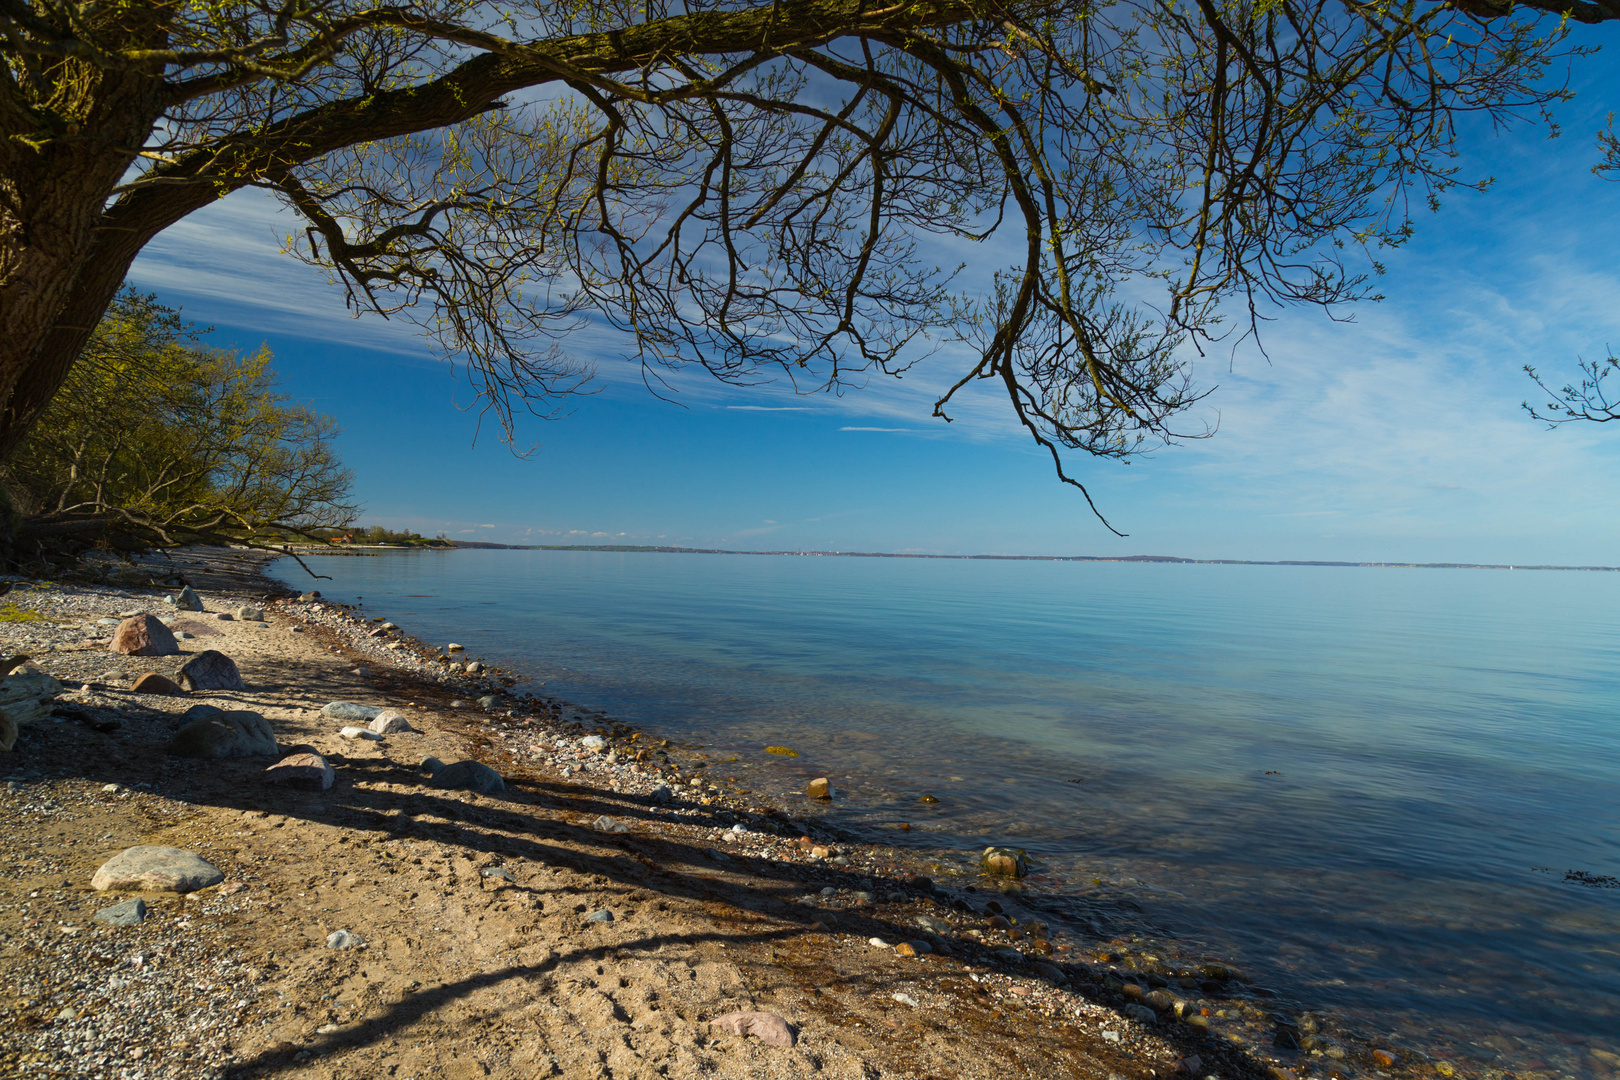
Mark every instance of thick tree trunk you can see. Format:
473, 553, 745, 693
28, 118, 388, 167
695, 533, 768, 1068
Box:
0, 0, 982, 470
0, 54, 169, 462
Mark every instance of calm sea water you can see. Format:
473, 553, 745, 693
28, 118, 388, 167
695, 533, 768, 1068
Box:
272, 550, 1620, 1069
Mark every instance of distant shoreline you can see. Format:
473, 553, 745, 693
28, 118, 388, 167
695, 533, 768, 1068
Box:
345, 541, 1619, 572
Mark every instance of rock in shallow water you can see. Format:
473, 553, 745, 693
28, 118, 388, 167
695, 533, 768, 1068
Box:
980, 846, 1029, 878
92, 846, 223, 893
807, 777, 832, 799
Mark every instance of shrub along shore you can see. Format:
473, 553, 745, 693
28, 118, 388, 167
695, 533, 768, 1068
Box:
0, 546, 1440, 1080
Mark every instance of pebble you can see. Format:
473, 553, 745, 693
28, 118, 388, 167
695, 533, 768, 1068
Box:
869, 937, 891, 948
92, 898, 147, 926
1102, 1031, 1122, 1044
339, 726, 383, 741
481, 867, 514, 880
326, 929, 364, 949
807, 777, 832, 799
585, 909, 614, 923
579, 735, 606, 751
592, 815, 630, 833
892, 993, 920, 1007
1373, 1050, 1398, 1068
447, 643, 464, 652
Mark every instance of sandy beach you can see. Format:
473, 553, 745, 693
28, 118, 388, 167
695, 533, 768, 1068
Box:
1, 547, 1376, 1080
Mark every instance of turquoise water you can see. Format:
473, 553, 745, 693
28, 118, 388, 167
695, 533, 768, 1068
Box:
272, 550, 1620, 1068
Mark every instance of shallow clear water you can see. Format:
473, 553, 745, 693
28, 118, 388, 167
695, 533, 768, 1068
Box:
273, 550, 1620, 1068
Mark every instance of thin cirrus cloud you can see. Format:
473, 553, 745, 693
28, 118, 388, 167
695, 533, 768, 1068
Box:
115, 95, 1620, 561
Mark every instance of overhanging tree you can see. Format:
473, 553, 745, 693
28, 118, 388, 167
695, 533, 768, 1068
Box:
1, 0, 1612, 530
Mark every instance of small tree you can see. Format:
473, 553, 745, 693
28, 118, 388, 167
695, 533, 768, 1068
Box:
1, 291, 358, 561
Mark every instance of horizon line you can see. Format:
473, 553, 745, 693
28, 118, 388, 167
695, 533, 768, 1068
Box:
436, 541, 1618, 572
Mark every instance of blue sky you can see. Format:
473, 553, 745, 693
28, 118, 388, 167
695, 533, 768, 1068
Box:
127, 32, 1620, 564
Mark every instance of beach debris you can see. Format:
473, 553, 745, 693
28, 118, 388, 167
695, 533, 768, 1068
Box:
892, 992, 920, 1007
807, 777, 832, 799
92, 898, 147, 926
131, 672, 185, 696
869, 937, 891, 948
168, 709, 278, 758
430, 759, 504, 792
592, 815, 630, 833
325, 929, 363, 949
110, 614, 179, 657
321, 701, 383, 722
178, 649, 245, 691
339, 725, 382, 741
764, 745, 799, 757
92, 845, 223, 893
709, 1010, 796, 1048
264, 752, 335, 791
369, 709, 415, 734
980, 846, 1029, 878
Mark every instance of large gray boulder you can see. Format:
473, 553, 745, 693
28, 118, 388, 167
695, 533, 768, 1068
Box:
168, 709, 277, 758
165, 585, 204, 612
92, 846, 223, 892
430, 760, 505, 793
178, 650, 244, 692
321, 701, 382, 723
